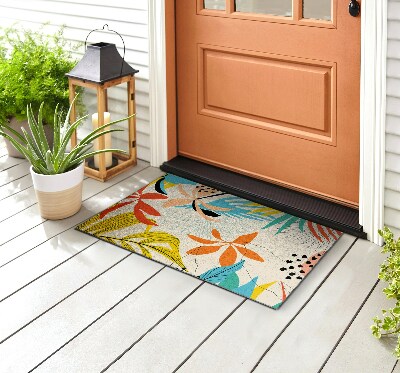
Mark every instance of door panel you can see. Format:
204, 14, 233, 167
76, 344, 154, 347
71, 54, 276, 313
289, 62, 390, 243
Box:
199, 45, 335, 144
176, 0, 360, 206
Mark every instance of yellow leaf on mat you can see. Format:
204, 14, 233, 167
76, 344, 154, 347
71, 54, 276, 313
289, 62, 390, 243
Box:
78, 213, 140, 236
251, 281, 278, 300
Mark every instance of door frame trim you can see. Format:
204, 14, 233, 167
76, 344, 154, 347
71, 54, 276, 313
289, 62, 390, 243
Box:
148, 0, 168, 167
359, 0, 387, 244
148, 0, 387, 244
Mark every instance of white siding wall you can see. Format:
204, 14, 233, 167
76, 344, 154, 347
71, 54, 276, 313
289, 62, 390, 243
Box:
385, 0, 400, 236
0, 0, 150, 161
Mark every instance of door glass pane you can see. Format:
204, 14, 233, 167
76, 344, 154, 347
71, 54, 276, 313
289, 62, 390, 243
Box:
204, 0, 226, 10
235, 0, 292, 17
303, 0, 331, 21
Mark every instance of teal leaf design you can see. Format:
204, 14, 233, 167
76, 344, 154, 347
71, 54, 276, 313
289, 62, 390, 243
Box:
219, 272, 240, 290
299, 219, 306, 232
165, 174, 197, 186
263, 213, 306, 234
199, 260, 245, 283
272, 302, 283, 310
207, 196, 268, 220
232, 277, 258, 298
277, 216, 300, 234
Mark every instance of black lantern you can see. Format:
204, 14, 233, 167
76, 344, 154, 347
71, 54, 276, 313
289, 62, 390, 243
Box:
66, 25, 139, 181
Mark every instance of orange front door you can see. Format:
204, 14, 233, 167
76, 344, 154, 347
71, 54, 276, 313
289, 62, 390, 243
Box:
176, 0, 361, 206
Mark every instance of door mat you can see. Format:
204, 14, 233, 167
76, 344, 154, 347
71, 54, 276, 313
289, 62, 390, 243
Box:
76, 174, 343, 309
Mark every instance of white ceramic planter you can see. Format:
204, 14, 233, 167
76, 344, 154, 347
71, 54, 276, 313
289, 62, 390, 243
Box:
30, 162, 84, 220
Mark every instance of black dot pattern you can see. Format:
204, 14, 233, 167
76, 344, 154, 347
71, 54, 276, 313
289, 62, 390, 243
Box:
281, 252, 324, 280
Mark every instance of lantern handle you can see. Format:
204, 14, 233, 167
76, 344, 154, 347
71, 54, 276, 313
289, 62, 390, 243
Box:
84, 24, 126, 77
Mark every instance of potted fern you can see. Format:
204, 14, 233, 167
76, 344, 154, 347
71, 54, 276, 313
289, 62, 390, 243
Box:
0, 24, 82, 157
0, 99, 128, 220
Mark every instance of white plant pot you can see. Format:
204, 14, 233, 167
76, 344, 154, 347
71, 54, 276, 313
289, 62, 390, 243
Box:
30, 162, 84, 220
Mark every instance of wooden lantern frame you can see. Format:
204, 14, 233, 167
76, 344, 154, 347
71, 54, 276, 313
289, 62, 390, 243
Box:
68, 74, 137, 182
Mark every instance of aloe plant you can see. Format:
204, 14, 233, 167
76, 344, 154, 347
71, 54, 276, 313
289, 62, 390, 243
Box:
0, 99, 129, 175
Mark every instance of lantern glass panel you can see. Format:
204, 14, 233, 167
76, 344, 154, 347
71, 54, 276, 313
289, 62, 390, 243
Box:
105, 84, 130, 157
73, 89, 92, 151
72, 84, 130, 170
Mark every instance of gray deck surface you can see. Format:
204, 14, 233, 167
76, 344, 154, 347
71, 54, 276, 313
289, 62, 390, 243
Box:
0, 138, 396, 373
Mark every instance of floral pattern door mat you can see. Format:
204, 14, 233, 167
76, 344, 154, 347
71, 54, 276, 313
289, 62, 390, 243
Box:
76, 174, 343, 309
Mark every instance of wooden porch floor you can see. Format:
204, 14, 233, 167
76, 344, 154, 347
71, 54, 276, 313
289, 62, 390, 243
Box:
0, 139, 398, 373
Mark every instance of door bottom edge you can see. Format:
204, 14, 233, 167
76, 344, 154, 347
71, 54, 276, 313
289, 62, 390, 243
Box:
178, 151, 359, 208
161, 156, 366, 239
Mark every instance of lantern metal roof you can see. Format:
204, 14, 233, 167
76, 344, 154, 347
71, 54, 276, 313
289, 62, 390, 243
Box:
66, 42, 139, 84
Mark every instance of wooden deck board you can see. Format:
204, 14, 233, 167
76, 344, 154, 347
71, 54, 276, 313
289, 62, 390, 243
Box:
0, 162, 31, 187
36, 269, 202, 373
0, 156, 25, 172
0, 240, 126, 342
0, 174, 32, 200
321, 281, 398, 373
107, 284, 244, 373
0, 185, 40, 222
0, 167, 162, 298
0, 254, 163, 372
0, 229, 97, 301
0, 155, 388, 372
177, 234, 356, 373
108, 279, 243, 373
253, 239, 384, 373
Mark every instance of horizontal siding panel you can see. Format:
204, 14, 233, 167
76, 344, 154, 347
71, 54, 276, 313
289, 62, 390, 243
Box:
137, 121, 150, 136
0, 19, 149, 53
385, 3, 400, 230
388, 2, 400, 22
385, 189, 400, 210
387, 40, 400, 59
385, 171, 400, 192
387, 225, 400, 238
386, 152, 400, 173
388, 20, 400, 41
46, 0, 148, 10
387, 97, 400, 116
0, 8, 148, 39
386, 115, 400, 135
387, 77, 400, 98
1, 1, 148, 25
386, 133, 400, 154
385, 207, 400, 230
387, 59, 400, 78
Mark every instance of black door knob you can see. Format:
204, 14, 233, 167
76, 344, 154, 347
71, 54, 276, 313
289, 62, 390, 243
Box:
349, 0, 360, 17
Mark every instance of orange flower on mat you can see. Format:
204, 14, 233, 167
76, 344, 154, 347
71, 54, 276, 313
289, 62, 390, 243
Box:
187, 229, 263, 266
100, 185, 167, 226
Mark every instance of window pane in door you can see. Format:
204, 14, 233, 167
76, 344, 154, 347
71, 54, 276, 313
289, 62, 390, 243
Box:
235, 0, 292, 17
303, 0, 331, 21
204, 0, 226, 10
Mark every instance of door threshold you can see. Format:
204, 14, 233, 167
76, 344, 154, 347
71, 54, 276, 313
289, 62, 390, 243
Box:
161, 156, 366, 239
